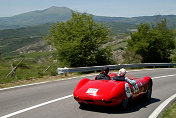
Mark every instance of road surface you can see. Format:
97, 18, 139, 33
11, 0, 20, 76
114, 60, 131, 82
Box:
0, 68, 176, 118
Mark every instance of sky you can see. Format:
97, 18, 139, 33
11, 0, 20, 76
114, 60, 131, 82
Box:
0, 0, 176, 18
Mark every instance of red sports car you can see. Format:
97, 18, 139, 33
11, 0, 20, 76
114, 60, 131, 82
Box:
73, 73, 152, 109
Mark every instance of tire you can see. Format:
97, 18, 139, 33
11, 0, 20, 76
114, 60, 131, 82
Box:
121, 98, 128, 110
145, 80, 152, 100
79, 102, 85, 106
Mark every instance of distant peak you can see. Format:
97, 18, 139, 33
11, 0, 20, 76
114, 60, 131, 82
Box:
48, 6, 59, 9
47, 6, 70, 10
34, 6, 71, 14
50, 6, 58, 8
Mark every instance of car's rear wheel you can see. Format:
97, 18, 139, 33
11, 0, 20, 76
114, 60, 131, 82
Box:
145, 80, 152, 100
79, 102, 85, 106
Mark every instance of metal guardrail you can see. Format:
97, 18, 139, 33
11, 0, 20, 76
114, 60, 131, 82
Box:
57, 63, 176, 75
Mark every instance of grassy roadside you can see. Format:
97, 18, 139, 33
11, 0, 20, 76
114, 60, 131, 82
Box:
160, 101, 176, 118
0, 51, 58, 85
0, 71, 99, 89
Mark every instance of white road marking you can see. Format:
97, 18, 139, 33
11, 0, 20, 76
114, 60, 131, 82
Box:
0, 94, 73, 118
152, 74, 176, 79
0, 81, 53, 91
128, 69, 155, 72
149, 93, 176, 118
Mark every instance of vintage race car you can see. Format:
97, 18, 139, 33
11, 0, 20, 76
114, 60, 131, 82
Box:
73, 73, 152, 109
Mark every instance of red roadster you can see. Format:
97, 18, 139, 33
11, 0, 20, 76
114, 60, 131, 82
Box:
73, 73, 152, 109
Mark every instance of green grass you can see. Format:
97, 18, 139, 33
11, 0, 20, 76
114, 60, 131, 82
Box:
0, 61, 56, 84
160, 101, 176, 118
111, 41, 128, 51
0, 51, 58, 85
0, 62, 12, 83
4, 51, 55, 60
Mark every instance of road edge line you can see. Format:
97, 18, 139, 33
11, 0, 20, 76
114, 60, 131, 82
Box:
149, 93, 176, 118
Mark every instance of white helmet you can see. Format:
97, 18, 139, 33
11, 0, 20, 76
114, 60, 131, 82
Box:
118, 68, 126, 76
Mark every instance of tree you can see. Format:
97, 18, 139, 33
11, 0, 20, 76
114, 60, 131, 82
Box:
46, 12, 113, 67
127, 19, 176, 63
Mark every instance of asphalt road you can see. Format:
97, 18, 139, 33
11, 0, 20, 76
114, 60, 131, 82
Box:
0, 68, 176, 118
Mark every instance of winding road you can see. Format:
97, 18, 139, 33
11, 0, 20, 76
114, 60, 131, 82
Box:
0, 68, 176, 118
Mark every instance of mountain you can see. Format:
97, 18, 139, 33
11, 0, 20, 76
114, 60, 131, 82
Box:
0, 6, 176, 30
0, 6, 72, 29
94, 15, 176, 29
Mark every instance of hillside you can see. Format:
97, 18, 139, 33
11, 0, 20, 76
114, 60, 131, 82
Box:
0, 6, 176, 57
0, 21, 136, 56
0, 23, 54, 56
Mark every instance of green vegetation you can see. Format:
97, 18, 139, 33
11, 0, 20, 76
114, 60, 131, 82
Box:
126, 19, 176, 63
111, 41, 128, 51
0, 51, 58, 85
105, 22, 137, 34
160, 102, 176, 118
172, 55, 176, 63
46, 12, 113, 67
0, 23, 53, 56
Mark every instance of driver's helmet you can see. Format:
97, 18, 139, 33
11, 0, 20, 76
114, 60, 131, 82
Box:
102, 66, 109, 75
118, 68, 126, 76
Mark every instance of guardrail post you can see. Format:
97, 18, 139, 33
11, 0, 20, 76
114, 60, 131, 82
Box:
57, 67, 68, 76
64, 67, 68, 76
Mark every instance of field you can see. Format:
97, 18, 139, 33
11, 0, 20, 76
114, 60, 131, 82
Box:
0, 51, 58, 87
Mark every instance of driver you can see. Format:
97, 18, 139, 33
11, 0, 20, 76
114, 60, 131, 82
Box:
95, 66, 110, 80
113, 68, 136, 86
